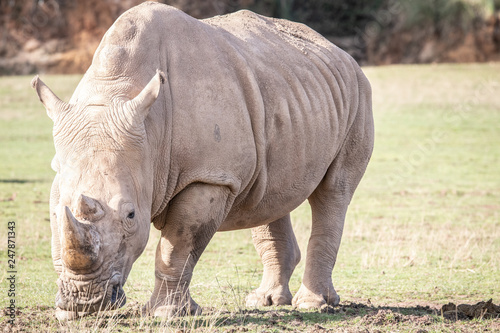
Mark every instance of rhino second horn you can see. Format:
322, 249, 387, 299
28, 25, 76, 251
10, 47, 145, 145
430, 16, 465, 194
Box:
124, 69, 165, 124
77, 194, 105, 222
61, 206, 100, 271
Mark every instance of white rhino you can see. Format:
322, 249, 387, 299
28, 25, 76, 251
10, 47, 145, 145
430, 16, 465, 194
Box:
32, 2, 373, 320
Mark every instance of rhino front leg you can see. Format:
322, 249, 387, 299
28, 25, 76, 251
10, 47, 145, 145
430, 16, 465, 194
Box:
145, 183, 232, 317
246, 214, 301, 307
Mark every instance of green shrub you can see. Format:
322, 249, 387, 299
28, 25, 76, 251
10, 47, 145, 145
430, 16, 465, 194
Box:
244, 0, 387, 37
401, 0, 496, 36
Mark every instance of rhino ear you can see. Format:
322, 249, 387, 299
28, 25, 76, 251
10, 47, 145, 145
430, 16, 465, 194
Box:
31, 75, 69, 121
125, 69, 166, 123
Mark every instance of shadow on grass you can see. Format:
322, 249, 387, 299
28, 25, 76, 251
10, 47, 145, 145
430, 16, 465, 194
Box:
0, 179, 41, 184
110, 302, 440, 330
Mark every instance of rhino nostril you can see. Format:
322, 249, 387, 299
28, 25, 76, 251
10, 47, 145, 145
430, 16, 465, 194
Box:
110, 284, 126, 307
111, 285, 118, 303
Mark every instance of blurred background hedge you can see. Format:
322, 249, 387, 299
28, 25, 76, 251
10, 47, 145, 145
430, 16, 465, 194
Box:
0, 0, 499, 74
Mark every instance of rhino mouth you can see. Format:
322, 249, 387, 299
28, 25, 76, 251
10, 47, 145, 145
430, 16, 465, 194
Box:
55, 273, 126, 320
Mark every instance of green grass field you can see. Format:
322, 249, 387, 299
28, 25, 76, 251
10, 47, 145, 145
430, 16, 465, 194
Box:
1, 63, 499, 332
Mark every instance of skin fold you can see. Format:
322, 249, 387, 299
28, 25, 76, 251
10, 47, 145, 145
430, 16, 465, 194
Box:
32, 2, 374, 320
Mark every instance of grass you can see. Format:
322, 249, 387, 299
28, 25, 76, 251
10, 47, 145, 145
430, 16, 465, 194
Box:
0, 63, 499, 331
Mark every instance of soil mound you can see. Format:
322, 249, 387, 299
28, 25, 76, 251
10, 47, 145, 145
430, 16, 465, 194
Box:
440, 299, 500, 320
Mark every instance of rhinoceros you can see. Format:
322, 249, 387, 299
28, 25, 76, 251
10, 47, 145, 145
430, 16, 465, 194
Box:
32, 1, 373, 320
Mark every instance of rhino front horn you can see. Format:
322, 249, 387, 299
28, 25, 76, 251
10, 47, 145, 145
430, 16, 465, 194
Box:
77, 194, 105, 222
61, 206, 101, 271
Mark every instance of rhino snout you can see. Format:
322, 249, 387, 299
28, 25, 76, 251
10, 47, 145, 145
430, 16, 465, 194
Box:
55, 274, 126, 319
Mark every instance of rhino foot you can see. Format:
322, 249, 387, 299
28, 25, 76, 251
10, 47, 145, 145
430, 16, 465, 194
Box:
142, 298, 202, 317
246, 286, 292, 307
55, 308, 89, 321
292, 284, 340, 309
153, 303, 202, 317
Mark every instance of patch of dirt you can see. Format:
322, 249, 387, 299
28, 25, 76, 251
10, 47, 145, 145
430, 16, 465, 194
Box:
1, 306, 56, 333
360, 308, 435, 326
115, 300, 143, 318
2, 300, 500, 332
319, 304, 335, 314
440, 299, 500, 320
306, 323, 330, 333
0, 193, 16, 202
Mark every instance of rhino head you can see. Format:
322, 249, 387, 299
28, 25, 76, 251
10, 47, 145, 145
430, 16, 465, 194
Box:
32, 71, 165, 320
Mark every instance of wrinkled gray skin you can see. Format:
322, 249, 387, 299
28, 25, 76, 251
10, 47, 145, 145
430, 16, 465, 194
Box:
32, 2, 373, 320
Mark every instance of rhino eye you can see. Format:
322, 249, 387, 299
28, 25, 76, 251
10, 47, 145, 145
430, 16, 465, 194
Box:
127, 211, 135, 219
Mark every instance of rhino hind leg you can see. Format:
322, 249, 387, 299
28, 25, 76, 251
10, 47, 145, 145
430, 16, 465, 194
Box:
144, 183, 232, 317
291, 180, 345, 309
246, 214, 301, 307
293, 106, 373, 309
